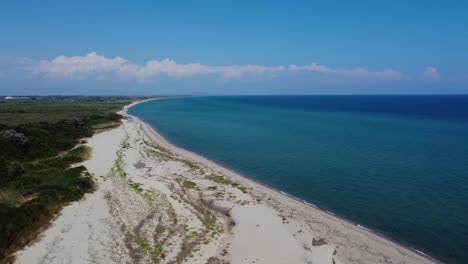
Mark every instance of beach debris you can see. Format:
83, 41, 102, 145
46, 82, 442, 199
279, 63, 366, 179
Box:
133, 160, 146, 169
207, 257, 223, 264
312, 238, 328, 246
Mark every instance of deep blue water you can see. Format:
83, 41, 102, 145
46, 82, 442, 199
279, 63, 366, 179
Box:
129, 95, 468, 264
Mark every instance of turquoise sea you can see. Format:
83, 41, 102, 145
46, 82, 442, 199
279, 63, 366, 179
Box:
129, 96, 468, 264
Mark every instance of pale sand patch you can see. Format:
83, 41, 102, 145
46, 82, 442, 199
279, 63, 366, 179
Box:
229, 204, 303, 264
13, 99, 437, 264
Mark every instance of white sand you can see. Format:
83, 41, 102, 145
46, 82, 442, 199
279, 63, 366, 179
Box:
13, 100, 436, 264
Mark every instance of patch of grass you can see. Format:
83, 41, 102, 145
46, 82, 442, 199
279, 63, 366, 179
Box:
236, 186, 248, 194
66, 145, 92, 161
152, 242, 164, 264
150, 143, 171, 155
200, 210, 217, 232
112, 139, 128, 178
145, 142, 175, 162
205, 174, 232, 185
169, 193, 182, 203
179, 159, 199, 171
128, 234, 152, 254
157, 152, 174, 162
183, 180, 197, 189
143, 190, 155, 203
128, 181, 144, 193
205, 174, 248, 194
128, 234, 165, 264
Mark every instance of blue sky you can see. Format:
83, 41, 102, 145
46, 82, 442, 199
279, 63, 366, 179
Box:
0, 0, 467, 95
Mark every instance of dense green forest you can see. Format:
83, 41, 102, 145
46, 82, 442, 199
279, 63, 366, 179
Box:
0, 98, 133, 262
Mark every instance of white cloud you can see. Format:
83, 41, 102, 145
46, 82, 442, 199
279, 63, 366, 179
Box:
421, 66, 441, 81
290, 65, 405, 81
31, 52, 406, 82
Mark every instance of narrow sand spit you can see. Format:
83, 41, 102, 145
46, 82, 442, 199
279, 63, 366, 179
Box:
14, 100, 436, 264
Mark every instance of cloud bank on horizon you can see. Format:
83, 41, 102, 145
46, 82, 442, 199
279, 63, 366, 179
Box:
27, 52, 411, 82
1, 51, 462, 96
420, 66, 441, 81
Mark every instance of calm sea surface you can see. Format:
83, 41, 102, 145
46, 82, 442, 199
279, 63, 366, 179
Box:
129, 95, 468, 263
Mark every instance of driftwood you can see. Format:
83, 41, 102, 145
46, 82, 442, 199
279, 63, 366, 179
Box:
312, 238, 328, 246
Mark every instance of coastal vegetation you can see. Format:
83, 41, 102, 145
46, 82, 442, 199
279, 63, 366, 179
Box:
206, 173, 248, 193
0, 97, 132, 262
113, 137, 130, 178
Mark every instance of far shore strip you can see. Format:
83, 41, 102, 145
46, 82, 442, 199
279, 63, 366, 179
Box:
14, 99, 437, 264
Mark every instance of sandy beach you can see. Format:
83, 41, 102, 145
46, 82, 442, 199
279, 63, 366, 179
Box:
13, 100, 437, 264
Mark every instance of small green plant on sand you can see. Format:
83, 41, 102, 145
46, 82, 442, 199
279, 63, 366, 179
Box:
128, 234, 165, 264
113, 140, 128, 177
128, 180, 144, 193
183, 180, 197, 189
205, 174, 248, 193
179, 159, 199, 171
205, 174, 232, 185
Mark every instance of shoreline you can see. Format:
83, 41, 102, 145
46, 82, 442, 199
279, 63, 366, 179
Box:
13, 98, 440, 264
126, 98, 440, 264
